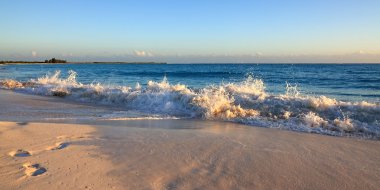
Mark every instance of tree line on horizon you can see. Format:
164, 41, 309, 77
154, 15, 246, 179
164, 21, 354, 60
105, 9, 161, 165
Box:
44, 58, 67, 63
0, 58, 67, 64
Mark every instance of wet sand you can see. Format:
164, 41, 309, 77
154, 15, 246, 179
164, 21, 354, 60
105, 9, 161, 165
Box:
0, 90, 379, 189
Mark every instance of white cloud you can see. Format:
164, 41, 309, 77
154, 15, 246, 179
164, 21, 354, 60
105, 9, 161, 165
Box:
31, 51, 37, 57
353, 50, 380, 55
255, 52, 263, 57
134, 50, 153, 57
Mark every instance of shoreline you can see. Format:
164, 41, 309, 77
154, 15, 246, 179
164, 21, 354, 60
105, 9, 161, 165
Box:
0, 90, 379, 189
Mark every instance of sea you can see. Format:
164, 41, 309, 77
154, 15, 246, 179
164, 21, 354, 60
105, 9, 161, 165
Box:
0, 63, 379, 138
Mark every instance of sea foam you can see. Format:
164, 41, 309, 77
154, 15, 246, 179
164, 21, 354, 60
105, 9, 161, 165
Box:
1, 70, 379, 139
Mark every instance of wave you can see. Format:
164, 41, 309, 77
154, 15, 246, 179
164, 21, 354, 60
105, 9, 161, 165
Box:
1, 70, 379, 139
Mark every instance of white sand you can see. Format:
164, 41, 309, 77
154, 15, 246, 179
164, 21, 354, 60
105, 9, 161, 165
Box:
0, 90, 379, 189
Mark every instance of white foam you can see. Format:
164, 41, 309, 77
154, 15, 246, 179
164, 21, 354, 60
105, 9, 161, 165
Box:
1, 70, 379, 138
303, 112, 328, 128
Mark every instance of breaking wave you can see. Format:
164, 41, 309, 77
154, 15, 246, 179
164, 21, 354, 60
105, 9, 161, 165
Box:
1, 70, 379, 139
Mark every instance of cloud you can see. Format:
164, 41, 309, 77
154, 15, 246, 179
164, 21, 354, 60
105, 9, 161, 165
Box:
31, 51, 37, 57
134, 50, 153, 57
351, 50, 379, 55
255, 52, 263, 57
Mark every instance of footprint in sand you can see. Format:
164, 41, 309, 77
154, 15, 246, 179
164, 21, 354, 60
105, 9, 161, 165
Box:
23, 163, 47, 176
9, 149, 31, 157
47, 142, 69, 150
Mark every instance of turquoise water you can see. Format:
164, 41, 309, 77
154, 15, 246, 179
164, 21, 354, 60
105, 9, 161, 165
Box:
0, 63, 379, 138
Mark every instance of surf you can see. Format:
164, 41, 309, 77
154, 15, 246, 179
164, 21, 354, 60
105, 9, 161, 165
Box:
1, 70, 379, 139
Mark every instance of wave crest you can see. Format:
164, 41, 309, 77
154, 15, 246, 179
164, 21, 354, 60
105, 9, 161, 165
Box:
1, 70, 379, 139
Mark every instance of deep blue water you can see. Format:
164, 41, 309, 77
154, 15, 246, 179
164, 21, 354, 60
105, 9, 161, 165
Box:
1, 63, 379, 103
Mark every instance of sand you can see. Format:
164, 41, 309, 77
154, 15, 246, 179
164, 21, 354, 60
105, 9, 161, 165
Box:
0, 90, 379, 190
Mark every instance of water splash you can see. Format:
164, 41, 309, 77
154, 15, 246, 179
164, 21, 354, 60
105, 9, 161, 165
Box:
1, 70, 379, 139
285, 82, 300, 97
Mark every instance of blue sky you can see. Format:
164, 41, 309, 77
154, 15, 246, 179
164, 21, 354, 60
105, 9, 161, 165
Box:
1, 0, 380, 63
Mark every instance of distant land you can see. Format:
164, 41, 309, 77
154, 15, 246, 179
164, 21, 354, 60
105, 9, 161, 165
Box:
0, 58, 66, 64
0, 59, 167, 64
1, 60, 378, 65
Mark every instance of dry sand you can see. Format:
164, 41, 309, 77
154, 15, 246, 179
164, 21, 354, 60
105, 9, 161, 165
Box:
0, 90, 379, 190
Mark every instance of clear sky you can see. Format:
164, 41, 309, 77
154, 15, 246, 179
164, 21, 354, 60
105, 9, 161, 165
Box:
1, 0, 380, 63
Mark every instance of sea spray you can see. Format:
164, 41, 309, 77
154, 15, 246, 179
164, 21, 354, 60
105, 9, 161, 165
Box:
1, 70, 379, 139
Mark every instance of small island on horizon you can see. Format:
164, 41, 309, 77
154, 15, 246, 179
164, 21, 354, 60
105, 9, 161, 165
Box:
0, 58, 167, 65
0, 58, 66, 64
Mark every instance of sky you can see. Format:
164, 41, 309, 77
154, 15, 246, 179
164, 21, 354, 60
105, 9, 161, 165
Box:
1, 0, 380, 63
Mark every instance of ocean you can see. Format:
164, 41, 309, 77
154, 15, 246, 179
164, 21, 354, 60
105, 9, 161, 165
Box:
0, 63, 379, 138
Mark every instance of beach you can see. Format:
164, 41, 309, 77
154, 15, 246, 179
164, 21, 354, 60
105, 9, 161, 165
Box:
1, 89, 379, 190
2, 0, 380, 189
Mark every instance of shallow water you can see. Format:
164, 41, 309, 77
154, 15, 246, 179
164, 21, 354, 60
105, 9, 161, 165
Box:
0, 63, 379, 138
